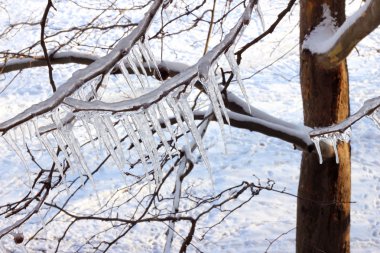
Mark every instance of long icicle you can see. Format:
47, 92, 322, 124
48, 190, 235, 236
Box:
146, 105, 173, 158
121, 117, 148, 169
39, 135, 70, 193
166, 96, 191, 147
157, 101, 177, 145
102, 116, 126, 168
3, 134, 32, 188
67, 130, 102, 206
177, 96, 213, 182
52, 130, 85, 186
93, 116, 124, 170
225, 46, 251, 113
119, 61, 137, 97
131, 113, 162, 184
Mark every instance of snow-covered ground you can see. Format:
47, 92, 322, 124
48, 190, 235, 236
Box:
0, 0, 379, 252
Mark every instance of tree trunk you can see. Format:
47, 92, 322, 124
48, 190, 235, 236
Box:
297, 1, 351, 253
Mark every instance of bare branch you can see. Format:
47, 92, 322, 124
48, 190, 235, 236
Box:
40, 0, 57, 92
236, 0, 296, 64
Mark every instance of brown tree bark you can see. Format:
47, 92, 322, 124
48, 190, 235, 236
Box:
297, 1, 351, 253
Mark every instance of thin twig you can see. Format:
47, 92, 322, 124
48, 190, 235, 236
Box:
40, 0, 57, 92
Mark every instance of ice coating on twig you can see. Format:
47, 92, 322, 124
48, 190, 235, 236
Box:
369, 107, 380, 129
177, 96, 212, 180
225, 46, 251, 113
254, 2, 265, 31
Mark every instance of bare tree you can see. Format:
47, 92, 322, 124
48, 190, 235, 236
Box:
0, 0, 379, 252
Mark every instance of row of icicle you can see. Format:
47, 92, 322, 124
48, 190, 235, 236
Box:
1, 36, 253, 192
311, 107, 380, 164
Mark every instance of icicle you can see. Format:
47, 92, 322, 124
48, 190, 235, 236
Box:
331, 137, 339, 164
123, 116, 151, 190
51, 130, 83, 185
39, 135, 70, 193
208, 71, 229, 153
142, 38, 163, 80
67, 129, 101, 205
102, 115, 126, 167
311, 137, 323, 164
80, 116, 100, 159
119, 61, 137, 97
146, 105, 173, 158
93, 116, 124, 170
3, 134, 32, 188
177, 97, 213, 181
131, 113, 162, 184
166, 96, 191, 147
132, 47, 150, 86
157, 101, 177, 145
338, 128, 351, 143
225, 46, 251, 113
200, 74, 227, 150
121, 117, 148, 169
137, 40, 152, 71
127, 55, 146, 89
209, 68, 230, 125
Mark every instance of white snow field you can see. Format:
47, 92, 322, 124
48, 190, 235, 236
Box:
0, 0, 379, 252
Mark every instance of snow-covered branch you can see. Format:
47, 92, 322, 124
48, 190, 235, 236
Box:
310, 96, 380, 137
63, 1, 257, 113
303, 0, 380, 68
193, 110, 313, 151
0, 52, 98, 73
0, 0, 163, 132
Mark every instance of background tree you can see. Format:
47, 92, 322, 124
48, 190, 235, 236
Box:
0, 0, 379, 252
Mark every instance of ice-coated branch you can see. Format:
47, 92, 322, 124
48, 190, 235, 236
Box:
310, 96, 380, 137
63, 0, 258, 112
0, 0, 163, 133
303, 0, 380, 68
